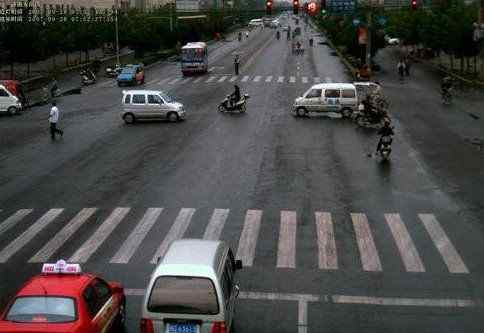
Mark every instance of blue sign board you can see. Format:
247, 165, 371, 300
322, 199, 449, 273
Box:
327, 0, 356, 14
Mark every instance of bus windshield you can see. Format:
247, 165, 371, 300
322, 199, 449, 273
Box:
181, 48, 206, 62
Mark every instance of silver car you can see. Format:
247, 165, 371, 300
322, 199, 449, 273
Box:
140, 239, 242, 333
121, 89, 185, 124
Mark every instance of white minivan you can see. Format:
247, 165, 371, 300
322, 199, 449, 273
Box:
0, 84, 23, 115
293, 83, 359, 117
140, 239, 242, 333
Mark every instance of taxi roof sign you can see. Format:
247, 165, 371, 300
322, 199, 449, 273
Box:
42, 260, 82, 274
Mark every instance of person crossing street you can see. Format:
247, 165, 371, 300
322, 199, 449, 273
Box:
234, 54, 240, 75
48, 101, 64, 140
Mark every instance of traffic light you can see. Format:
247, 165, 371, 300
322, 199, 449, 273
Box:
308, 1, 317, 16
293, 0, 299, 14
266, 0, 272, 15
411, 0, 418, 10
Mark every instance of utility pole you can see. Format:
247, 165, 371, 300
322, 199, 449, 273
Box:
115, 0, 120, 66
365, 8, 372, 77
479, 0, 484, 81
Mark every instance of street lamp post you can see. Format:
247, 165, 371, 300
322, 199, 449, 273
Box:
115, 0, 120, 67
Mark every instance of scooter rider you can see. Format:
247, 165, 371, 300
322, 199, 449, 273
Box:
376, 119, 394, 153
230, 84, 241, 107
441, 76, 453, 97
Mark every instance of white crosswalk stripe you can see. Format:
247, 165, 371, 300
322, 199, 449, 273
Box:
157, 77, 171, 85
110, 208, 163, 264
229, 76, 238, 82
385, 214, 425, 272
265, 76, 273, 82
192, 76, 204, 83
253, 75, 262, 82
30, 208, 97, 263
151, 208, 196, 263
351, 213, 382, 272
0, 209, 63, 263
206, 76, 217, 83
277, 76, 284, 83
315, 212, 338, 270
241, 75, 250, 82
0, 209, 33, 236
218, 76, 228, 83
236, 210, 263, 267
203, 209, 229, 241
169, 77, 181, 84
290, 76, 296, 83
69, 207, 130, 263
302, 77, 308, 83
277, 211, 297, 268
0, 208, 471, 275
419, 214, 469, 274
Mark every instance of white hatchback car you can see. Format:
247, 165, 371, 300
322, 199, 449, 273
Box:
121, 90, 185, 124
140, 239, 242, 333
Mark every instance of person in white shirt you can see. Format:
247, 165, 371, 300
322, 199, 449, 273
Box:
49, 101, 63, 140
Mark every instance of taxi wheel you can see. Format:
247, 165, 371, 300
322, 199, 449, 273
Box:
296, 107, 307, 117
8, 106, 18, 116
123, 113, 135, 124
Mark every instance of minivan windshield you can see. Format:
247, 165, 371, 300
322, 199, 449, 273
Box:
160, 92, 175, 103
148, 276, 219, 315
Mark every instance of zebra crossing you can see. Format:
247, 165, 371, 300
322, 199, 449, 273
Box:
0, 207, 470, 274
97, 75, 335, 89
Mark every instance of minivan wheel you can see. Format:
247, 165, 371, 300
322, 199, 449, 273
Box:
7, 106, 17, 116
168, 112, 179, 122
123, 113, 135, 124
296, 107, 307, 117
341, 108, 352, 118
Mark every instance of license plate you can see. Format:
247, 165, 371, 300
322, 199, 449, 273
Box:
166, 323, 198, 333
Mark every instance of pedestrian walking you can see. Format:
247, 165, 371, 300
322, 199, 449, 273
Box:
234, 55, 240, 75
404, 57, 411, 76
397, 59, 406, 81
245, 31, 249, 39
49, 101, 63, 140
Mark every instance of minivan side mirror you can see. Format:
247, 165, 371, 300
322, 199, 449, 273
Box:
235, 260, 243, 270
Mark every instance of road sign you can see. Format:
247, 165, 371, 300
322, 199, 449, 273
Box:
327, 0, 356, 14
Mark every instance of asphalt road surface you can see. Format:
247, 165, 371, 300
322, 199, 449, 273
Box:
1, 17, 484, 333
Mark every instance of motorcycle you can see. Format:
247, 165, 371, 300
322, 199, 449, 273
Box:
105, 64, 122, 78
218, 94, 250, 113
80, 69, 96, 86
379, 135, 393, 161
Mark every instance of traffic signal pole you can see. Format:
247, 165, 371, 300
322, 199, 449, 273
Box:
480, 0, 484, 80
365, 9, 372, 77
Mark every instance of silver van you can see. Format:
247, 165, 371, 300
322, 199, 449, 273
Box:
140, 239, 242, 333
121, 90, 185, 124
293, 83, 358, 117
0, 84, 23, 115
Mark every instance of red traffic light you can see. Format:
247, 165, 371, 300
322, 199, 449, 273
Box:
411, 0, 418, 9
308, 2, 317, 13
266, 1, 272, 6
294, 0, 299, 5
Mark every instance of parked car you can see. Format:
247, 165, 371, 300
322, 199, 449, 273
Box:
0, 260, 126, 333
293, 83, 359, 118
121, 89, 185, 124
248, 19, 263, 28
140, 239, 242, 333
0, 83, 23, 115
117, 64, 145, 86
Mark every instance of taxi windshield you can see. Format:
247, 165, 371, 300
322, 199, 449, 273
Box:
6, 296, 77, 323
148, 276, 219, 315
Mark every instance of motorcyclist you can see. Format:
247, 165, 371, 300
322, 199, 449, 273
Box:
376, 119, 394, 153
50, 78, 58, 98
230, 84, 241, 107
441, 76, 453, 97
276, 30, 280, 39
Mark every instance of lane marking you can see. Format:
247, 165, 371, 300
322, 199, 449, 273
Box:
385, 214, 425, 272
302, 76, 308, 83
218, 76, 228, 83
313, 77, 321, 83
236, 209, 262, 267
69, 207, 130, 263
351, 213, 382, 271
0, 209, 33, 236
181, 77, 192, 84
289, 76, 296, 83
110, 208, 163, 264
265, 75, 273, 82
203, 209, 229, 241
277, 210, 297, 268
277, 76, 284, 83
0, 209, 64, 263
419, 214, 469, 274
298, 301, 308, 333
253, 75, 262, 82
146, 79, 159, 85
241, 75, 250, 82
29, 208, 97, 263
229, 76, 238, 82
205, 76, 216, 83
157, 77, 171, 85
192, 76, 204, 83
315, 212, 338, 270
332, 295, 476, 307
168, 77, 181, 84
151, 208, 196, 263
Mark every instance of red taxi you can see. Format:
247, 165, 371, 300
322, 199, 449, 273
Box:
0, 260, 126, 333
